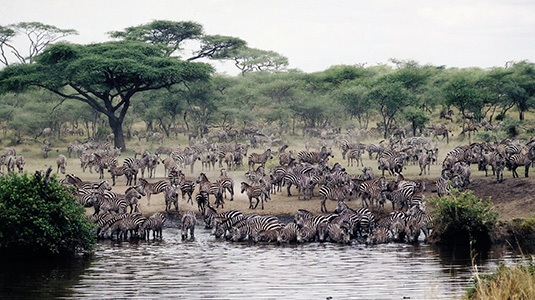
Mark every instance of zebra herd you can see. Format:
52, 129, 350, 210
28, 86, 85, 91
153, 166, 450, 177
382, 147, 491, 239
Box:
187, 197, 432, 245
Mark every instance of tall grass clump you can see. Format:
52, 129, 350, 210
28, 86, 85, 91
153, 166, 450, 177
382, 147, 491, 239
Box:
429, 190, 498, 248
463, 259, 535, 299
0, 169, 95, 258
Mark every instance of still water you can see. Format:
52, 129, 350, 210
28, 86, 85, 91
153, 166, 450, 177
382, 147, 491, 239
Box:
0, 227, 525, 300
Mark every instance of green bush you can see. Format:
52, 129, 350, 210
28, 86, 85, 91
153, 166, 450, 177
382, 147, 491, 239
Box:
0, 170, 95, 258
429, 190, 498, 247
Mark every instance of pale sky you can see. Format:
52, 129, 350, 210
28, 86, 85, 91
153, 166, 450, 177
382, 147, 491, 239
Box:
2, 0, 534, 74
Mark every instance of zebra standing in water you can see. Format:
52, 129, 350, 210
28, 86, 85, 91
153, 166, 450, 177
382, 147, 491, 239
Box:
181, 211, 197, 240
138, 178, 170, 206
140, 212, 166, 240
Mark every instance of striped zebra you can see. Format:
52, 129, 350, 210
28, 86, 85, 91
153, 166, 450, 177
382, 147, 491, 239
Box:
202, 203, 217, 229
218, 169, 235, 201
92, 153, 118, 180
103, 212, 146, 240
327, 223, 351, 244
379, 211, 407, 242
254, 228, 281, 243
108, 165, 137, 186
240, 182, 270, 210
140, 212, 166, 240
293, 209, 337, 242
296, 223, 317, 243
366, 143, 384, 159
244, 166, 265, 184
248, 149, 273, 171
164, 185, 179, 212
319, 184, 351, 213
196, 191, 209, 214
229, 215, 283, 242
297, 147, 333, 165
122, 157, 139, 184
138, 178, 170, 206
333, 201, 375, 238
418, 150, 435, 176
196, 172, 224, 208
356, 176, 388, 208
405, 205, 433, 243
103, 185, 145, 214
506, 150, 534, 178
366, 226, 391, 244
56, 154, 67, 174
181, 211, 197, 240
212, 209, 244, 238
277, 222, 300, 244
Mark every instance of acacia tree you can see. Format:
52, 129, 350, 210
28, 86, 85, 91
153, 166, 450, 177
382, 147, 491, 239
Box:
0, 22, 77, 66
0, 41, 213, 150
110, 20, 247, 63
231, 47, 289, 75
369, 74, 415, 139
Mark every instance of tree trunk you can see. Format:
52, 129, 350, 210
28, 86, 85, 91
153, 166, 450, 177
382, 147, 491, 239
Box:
108, 116, 126, 151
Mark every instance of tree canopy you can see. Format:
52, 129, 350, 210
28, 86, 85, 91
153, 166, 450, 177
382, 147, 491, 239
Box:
0, 40, 213, 150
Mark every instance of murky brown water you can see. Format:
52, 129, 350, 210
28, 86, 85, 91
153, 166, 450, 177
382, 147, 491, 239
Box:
0, 227, 524, 300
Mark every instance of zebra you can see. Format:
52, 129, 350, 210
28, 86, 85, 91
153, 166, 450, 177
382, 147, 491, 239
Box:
366, 143, 384, 159
196, 172, 224, 208
108, 165, 137, 186
102, 185, 145, 214
418, 150, 434, 176
140, 212, 166, 240
356, 176, 388, 208
326, 223, 351, 244
380, 211, 407, 242
135, 153, 156, 178
245, 165, 265, 184
229, 215, 283, 242
103, 212, 146, 240
56, 154, 67, 174
366, 226, 391, 244
181, 211, 197, 240
248, 149, 273, 171
277, 222, 300, 244
294, 223, 315, 243
122, 157, 140, 184
254, 228, 281, 243
138, 178, 170, 206
92, 153, 118, 180
218, 169, 235, 201
202, 203, 217, 229
162, 156, 179, 177
405, 205, 433, 243
319, 184, 351, 213
164, 184, 179, 212
195, 191, 209, 214
506, 151, 534, 178
333, 201, 375, 238
240, 182, 270, 210
212, 209, 244, 238
297, 147, 333, 165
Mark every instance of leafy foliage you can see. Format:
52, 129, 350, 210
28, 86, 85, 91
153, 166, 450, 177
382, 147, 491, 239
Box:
0, 171, 95, 257
429, 190, 498, 247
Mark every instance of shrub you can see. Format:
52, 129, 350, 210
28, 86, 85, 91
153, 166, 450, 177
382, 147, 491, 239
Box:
463, 260, 535, 299
0, 169, 95, 258
429, 190, 498, 247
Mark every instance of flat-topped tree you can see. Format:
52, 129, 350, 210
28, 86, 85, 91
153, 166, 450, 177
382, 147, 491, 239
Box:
0, 40, 213, 150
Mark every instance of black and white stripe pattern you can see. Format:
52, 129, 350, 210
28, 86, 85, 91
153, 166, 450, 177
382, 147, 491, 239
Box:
138, 178, 170, 206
